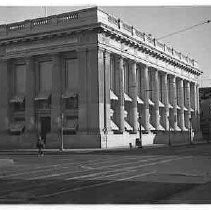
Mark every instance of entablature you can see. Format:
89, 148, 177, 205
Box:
98, 24, 202, 77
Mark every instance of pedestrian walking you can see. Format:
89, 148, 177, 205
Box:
37, 134, 45, 157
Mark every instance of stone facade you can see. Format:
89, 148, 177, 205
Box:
0, 7, 202, 149
199, 87, 211, 142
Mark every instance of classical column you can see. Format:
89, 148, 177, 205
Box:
51, 53, 61, 132
162, 72, 169, 130
104, 50, 111, 133
129, 61, 138, 133
185, 81, 191, 129
117, 56, 125, 133
25, 57, 35, 132
170, 75, 178, 130
154, 69, 160, 130
142, 65, 150, 131
178, 78, 185, 130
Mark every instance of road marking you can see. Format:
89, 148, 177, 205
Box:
2, 155, 163, 180
64, 156, 190, 181
39, 171, 157, 198
0, 155, 137, 178
27, 156, 167, 180
0, 156, 191, 198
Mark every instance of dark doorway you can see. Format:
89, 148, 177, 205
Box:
40, 117, 51, 145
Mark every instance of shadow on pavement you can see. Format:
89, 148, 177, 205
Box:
0, 178, 205, 204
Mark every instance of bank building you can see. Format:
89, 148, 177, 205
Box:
0, 7, 202, 149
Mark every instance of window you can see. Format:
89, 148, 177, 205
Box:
15, 65, 26, 95
110, 56, 115, 91
65, 59, 78, 91
65, 94, 78, 109
63, 116, 78, 135
124, 62, 129, 94
14, 101, 25, 111
39, 61, 52, 92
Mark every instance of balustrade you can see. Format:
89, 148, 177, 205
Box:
0, 8, 198, 69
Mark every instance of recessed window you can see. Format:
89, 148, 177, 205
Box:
39, 61, 52, 92
15, 64, 26, 95
65, 59, 78, 91
65, 95, 78, 110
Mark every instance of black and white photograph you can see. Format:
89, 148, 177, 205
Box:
0, 1, 210, 206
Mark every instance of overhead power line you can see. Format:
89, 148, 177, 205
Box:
157, 19, 211, 40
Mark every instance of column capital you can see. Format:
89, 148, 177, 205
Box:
103, 49, 111, 58
168, 74, 176, 79
128, 59, 137, 65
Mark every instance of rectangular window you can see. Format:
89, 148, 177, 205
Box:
15, 65, 26, 95
124, 62, 129, 94
39, 61, 52, 92
65, 59, 78, 91
65, 95, 78, 109
110, 56, 115, 91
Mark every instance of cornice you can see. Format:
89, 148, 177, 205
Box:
98, 23, 202, 76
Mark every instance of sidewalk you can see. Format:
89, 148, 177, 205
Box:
0, 141, 208, 155
0, 143, 168, 155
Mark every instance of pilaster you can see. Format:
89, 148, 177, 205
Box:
0, 59, 9, 132
51, 53, 61, 132
78, 47, 88, 133
25, 56, 35, 132
104, 50, 111, 133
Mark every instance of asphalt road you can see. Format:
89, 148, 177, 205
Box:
0, 144, 211, 204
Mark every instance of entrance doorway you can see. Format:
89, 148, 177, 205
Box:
40, 117, 51, 145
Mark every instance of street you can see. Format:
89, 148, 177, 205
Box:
0, 144, 211, 204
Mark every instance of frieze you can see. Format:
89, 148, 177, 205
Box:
6, 35, 78, 54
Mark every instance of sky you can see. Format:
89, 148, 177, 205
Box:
0, 5, 210, 86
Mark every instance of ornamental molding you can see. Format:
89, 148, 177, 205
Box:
98, 23, 202, 76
